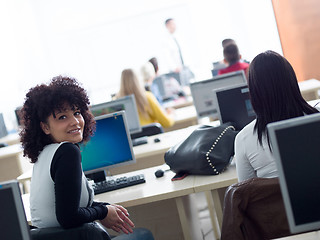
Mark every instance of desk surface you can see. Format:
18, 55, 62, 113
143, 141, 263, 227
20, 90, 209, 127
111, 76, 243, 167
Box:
22, 164, 237, 219
173, 105, 197, 123
94, 165, 195, 208
163, 96, 193, 109
0, 143, 23, 159
298, 79, 320, 91
0, 132, 20, 146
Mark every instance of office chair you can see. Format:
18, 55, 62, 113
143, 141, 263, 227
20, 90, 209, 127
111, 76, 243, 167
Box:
221, 177, 292, 240
130, 123, 164, 139
30, 222, 111, 240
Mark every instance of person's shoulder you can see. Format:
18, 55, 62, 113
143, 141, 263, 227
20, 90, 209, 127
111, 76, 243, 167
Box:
57, 142, 80, 153
145, 91, 156, 100
239, 61, 250, 67
236, 120, 256, 140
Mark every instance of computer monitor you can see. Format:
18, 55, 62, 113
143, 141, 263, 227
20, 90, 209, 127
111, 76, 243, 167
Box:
90, 95, 141, 134
152, 74, 184, 102
15, 106, 23, 126
0, 113, 8, 138
190, 70, 247, 120
267, 113, 320, 234
0, 180, 32, 240
214, 83, 256, 130
211, 61, 227, 77
80, 111, 136, 182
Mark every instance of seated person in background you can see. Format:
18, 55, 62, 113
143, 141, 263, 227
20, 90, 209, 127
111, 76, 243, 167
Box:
141, 61, 163, 104
222, 38, 236, 48
148, 57, 185, 101
117, 68, 174, 128
218, 43, 249, 75
234, 51, 319, 182
20, 76, 154, 239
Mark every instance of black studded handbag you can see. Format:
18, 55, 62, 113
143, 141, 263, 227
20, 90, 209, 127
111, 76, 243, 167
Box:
164, 123, 238, 175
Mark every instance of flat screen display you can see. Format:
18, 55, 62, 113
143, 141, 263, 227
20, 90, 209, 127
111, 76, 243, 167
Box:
90, 95, 141, 134
190, 71, 247, 120
80, 111, 135, 174
215, 83, 255, 130
268, 113, 320, 233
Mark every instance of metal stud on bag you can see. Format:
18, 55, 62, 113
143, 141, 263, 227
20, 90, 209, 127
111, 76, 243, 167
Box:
206, 126, 235, 174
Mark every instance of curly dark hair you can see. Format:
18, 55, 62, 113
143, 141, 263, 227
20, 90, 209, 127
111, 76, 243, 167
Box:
19, 76, 96, 163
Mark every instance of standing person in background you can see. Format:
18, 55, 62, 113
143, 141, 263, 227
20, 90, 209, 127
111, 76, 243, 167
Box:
19, 76, 154, 240
218, 43, 249, 76
163, 18, 184, 74
162, 18, 194, 86
117, 69, 174, 128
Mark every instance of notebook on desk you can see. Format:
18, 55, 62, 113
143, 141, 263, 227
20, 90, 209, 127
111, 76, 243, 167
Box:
0, 180, 31, 240
267, 113, 320, 234
214, 83, 256, 130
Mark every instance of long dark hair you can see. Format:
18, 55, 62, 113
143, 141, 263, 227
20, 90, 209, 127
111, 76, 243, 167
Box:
248, 50, 318, 145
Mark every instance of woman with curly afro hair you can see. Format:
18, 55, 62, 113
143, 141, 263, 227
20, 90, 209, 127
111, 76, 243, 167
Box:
19, 76, 139, 237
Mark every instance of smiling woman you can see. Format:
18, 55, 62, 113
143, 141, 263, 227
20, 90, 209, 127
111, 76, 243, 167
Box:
40, 105, 85, 144
18, 76, 154, 239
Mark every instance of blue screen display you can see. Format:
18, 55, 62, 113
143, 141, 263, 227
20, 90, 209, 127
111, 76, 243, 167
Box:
80, 114, 134, 172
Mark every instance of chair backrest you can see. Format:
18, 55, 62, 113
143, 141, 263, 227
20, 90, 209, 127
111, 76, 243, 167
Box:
130, 123, 164, 139
221, 177, 292, 240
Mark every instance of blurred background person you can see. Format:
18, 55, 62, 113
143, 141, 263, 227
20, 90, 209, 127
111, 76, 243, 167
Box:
117, 68, 174, 128
218, 43, 249, 75
161, 18, 194, 87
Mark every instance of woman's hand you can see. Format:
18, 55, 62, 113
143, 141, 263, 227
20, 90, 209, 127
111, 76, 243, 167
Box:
100, 204, 134, 234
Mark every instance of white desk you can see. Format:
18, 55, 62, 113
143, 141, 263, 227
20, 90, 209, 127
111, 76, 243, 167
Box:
0, 143, 32, 182
163, 96, 194, 109
0, 132, 20, 146
299, 79, 320, 101
275, 231, 320, 240
22, 164, 238, 239
23, 165, 203, 240
164, 105, 198, 132
194, 164, 238, 238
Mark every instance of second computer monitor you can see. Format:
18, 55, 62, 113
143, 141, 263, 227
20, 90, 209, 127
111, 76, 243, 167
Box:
80, 111, 136, 180
214, 83, 256, 130
190, 70, 247, 120
267, 113, 320, 234
90, 95, 141, 134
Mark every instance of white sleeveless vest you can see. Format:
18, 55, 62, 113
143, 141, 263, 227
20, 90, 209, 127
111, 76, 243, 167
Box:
30, 143, 93, 228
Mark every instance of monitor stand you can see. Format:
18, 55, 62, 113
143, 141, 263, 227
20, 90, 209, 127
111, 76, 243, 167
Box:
85, 170, 106, 183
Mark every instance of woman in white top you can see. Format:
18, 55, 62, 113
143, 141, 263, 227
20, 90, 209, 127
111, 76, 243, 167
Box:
235, 51, 319, 182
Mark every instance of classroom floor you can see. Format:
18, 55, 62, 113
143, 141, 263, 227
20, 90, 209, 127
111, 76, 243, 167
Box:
195, 192, 216, 240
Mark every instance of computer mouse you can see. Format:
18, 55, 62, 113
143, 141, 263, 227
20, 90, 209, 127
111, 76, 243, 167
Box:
154, 137, 161, 143
154, 169, 164, 178
0, 143, 8, 148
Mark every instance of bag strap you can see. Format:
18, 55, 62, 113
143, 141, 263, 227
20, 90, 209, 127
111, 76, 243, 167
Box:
206, 125, 235, 174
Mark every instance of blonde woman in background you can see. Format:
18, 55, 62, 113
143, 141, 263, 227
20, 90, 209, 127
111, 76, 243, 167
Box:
117, 68, 174, 128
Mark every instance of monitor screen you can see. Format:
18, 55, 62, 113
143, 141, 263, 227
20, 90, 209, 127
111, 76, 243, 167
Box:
215, 83, 256, 130
90, 95, 141, 134
0, 180, 31, 240
80, 111, 135, 175
190, 71, 247, 120
267, 113, 320, 234
0, 113, 8, 138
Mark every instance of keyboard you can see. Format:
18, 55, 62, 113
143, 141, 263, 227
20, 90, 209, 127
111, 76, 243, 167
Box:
92, 174, 146, 194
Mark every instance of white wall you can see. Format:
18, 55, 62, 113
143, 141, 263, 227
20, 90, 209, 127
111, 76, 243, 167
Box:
0, 0, 281, 132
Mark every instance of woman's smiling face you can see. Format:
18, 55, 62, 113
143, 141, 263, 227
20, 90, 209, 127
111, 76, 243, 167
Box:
40, 104, 85, 144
